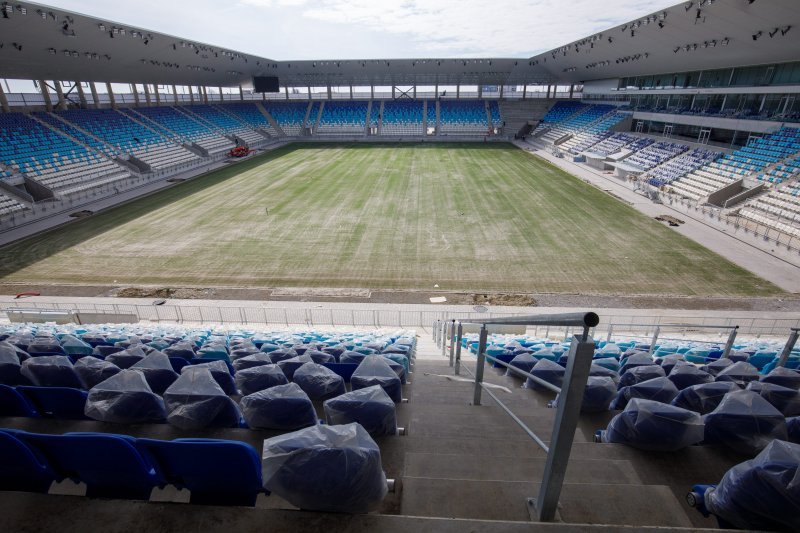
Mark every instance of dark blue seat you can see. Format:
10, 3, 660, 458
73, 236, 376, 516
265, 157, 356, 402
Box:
322, 362, 358, 382
240, 382, 317, 431
137, 438, 265, 506
350, 356, 402, 403
598, 398, 704, 451
15, 431, 163, 499
20, 355, 82, 388
324, 385, 397, 436
17, 386, 89, 419
0, 384, 39, 417
0, 431, 56, 493
671, 381, 740, 414
703, 389, 788, 455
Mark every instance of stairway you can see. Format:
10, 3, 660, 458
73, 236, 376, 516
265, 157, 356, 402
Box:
400, 335, 736, 528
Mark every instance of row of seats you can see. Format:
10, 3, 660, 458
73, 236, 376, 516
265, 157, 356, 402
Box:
129, 106, 234, 155
379, 101, 424, 135
0, 192, 26, 217
263, 102, 309, 135
438, 101, 490, 135
184, 105, 266, 146
541, 105, 618, 143
317, 101, 369, 135
646, 148, 721, 187
583, 132, 651, 157
531, 101, 586, 136
0, 423, 388, 512
223, 103, 278, 136
619, 141, 688, 172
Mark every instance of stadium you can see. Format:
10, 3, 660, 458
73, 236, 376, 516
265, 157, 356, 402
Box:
0, 0, 799, 531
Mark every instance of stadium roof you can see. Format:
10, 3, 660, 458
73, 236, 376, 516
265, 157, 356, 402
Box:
0, 0, 798, 88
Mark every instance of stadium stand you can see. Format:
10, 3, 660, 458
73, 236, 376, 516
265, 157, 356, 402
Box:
262, 102, 308, 136
183, 105, 267, 146
0, 112, 130, 195
618, 141, 689, 172
379, 101, 424, 136
669, 128, 800, 201
50, 109, 200, 171
219, 103, 279, 137
530, 101, 585, 136
438, 100, 490, 135
316, 101, 368, 135
426, 100, 437, 133
126, 106, 234, 155
644, 149, 722, 187
738, 183, 800, 238
0, 192, 27, 217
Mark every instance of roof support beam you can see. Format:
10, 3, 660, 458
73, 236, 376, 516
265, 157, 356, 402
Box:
143, 83, 152, 106
172, 85, 178, 105
38, 80, 53, 112
89, 82, 100, 109
132, 84, 141, 106
75, 82, 87, 108
0, 82, 10, 112
53, 81, 67, 110
105, 82, 116, 109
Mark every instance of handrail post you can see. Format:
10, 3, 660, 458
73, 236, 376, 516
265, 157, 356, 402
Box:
778, 329, 800, 368
472, 324, 488, 406
648, 326, 660, 355
721, 326, 739, 359
455, 321, 463, 375
449, 319, 456, 367
606, 324, 613, 343
441, 321, 448, 357
530, 333, 595, 522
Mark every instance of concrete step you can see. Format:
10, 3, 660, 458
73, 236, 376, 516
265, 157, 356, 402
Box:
404, 452, 642, 484
401, 477, 695, 527
0, 491, 723, 533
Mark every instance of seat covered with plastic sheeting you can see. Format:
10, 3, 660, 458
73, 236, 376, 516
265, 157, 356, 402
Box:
131, 351, 179, 395
667, 363, 714, 390
59, 335, 93, 357
18, 386, 89, 419
258, 342, 281, 353
610, 377, 680, 410
235, 364, 288, 396
106, 346, 147, 369
267, 349, 298, 364
506, 353, 537, 377
17, 431, 163, 500
230, 347, 260, 361
240, 382, 317, 431
703, 440, 800, 531
553, 376, 617, 413
293, 362, 346, 401
382, 353, 409, 380
85, 369, 166, 424
0, 384, 38, 417
350, 356, 402, 403
726, 350, 750, 363
589, 363, 620, 385
746, 381, 800, 416
619, 353, 655, 375
163, 369, 240, 430
714, 361, 760, 387
592, 357, 620, 372
137, 438, 266, 506
27, 337, 66, 356
94, 345, 123, 358
323, 345, 346, 360
324, 385, 397, 436
671, 381, 740, 414
657, 354, 685, 375
162, 342, 196, 360
761, 366, 800, 390
20, 355, 82, 388
618, 365, 665, 388
340, 350, 368, 365
531, 347, 556, 361
0, 346, 29, 386
789, 417, 800, 444
233, 353, 273, 372
305, 349, 335, 364
74, 356, 120, 389
700, 357, 734, 376
599, 343, 621, 358
599, 398, 704, 451
261, 422, 387, 513
0, 340, 30, 361
0, 430, 55, 493
747, 349, 778, 370
525, 359, 565, 391
703, 389, 788, 455
277, 354, 313, 381
182, 360, 236, 395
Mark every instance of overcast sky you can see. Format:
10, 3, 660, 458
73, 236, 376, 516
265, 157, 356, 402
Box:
41, 0, 679, 59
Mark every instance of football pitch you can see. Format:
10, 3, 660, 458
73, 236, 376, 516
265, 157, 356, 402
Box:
0, 143, 781, 296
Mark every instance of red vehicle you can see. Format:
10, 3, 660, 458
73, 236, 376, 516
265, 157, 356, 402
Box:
229, 146, 252, 158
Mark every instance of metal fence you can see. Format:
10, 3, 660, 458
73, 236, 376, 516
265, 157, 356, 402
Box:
2, 301, 799, 336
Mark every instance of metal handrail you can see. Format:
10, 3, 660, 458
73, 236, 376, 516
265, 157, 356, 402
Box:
437, 312, 597, 522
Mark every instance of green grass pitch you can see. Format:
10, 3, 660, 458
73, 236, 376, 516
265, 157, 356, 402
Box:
0, 143, 781, 296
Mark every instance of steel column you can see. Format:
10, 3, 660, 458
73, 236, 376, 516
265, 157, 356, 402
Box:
455, 322, 463, 375
778, 329, 800, 367
449, 319, 456, 367
648, 326, 660, 355
721, 326, 739, 358
530, 334, 595, 522
472, 325, 488, 406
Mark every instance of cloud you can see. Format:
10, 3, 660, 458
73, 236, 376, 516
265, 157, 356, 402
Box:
297, 0, 677, 56
240, 0, 309, 6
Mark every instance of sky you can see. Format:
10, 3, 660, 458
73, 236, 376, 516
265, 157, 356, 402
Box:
41, 0, 679, 60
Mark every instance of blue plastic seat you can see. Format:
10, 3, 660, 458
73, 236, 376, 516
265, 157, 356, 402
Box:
137, 438, 265, 506
17, 386, 89, 419
16, 431, 163, 499
0, 384, 39, 417
0, 431, 56, 493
